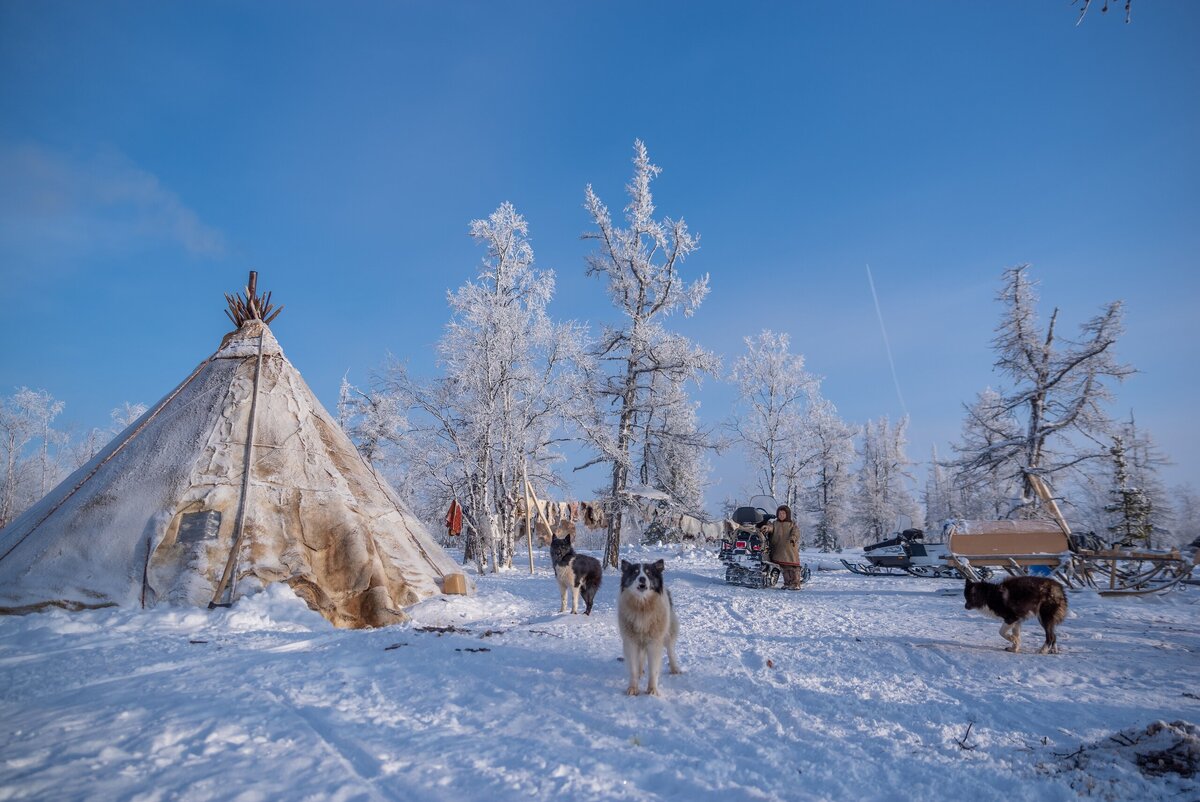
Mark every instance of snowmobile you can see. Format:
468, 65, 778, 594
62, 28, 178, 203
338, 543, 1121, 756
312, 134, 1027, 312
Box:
840, 528, 983, 579
718, 495, 812, 589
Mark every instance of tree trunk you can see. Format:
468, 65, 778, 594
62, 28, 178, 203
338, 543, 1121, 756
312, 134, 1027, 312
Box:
462, 474, 488, 574
1, 439, 16, 528
604, 362, 640, 568
603, 457, 628, 569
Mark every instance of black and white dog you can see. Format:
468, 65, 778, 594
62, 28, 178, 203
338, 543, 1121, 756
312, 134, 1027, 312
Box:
964, 576, 1068, 654
549, 533, 602, 615
618, 560, 681, 696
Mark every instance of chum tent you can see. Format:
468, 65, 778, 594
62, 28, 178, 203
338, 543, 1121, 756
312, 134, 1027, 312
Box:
0, 275, 465, 628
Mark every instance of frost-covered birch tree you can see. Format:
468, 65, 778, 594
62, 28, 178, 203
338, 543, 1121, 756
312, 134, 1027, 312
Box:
110, 402, 148, 432
578, 141, 717, 568
377, 202, 579, 572
337, 376, 407, 470
0, 387, 66, 526
29, 389, 65, 498
852, 416, 919, 543
804, 394, 856, 551
728, 331, 820, 508
62, 401, 147, 471
954, 266, 1132, 517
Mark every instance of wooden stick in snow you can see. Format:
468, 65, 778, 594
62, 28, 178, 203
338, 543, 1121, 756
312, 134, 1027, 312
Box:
522, 461, 534, 574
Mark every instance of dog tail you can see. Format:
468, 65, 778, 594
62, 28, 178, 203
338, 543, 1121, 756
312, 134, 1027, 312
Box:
1037, 582, 1068, 652
1047, 582, 1068, 626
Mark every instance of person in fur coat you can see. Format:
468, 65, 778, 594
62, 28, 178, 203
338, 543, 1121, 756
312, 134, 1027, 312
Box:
761, 504, 803, 589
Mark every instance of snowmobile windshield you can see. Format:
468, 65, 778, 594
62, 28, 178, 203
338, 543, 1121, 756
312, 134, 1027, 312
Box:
748, 495, 779, 513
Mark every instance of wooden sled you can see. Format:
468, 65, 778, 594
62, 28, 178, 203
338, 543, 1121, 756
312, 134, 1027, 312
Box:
945, 475, 1198, 595
1066, 547, 1196, 597
944, 519, 1071, 583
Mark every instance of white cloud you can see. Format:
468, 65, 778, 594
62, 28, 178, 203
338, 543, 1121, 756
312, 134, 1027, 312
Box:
0, 142, 226, 263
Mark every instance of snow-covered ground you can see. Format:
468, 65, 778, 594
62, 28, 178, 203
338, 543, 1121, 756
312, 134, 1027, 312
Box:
1, 546, 1197, 801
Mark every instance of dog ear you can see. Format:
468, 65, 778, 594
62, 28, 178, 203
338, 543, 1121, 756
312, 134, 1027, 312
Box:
620, 560, 632, 571
652, 559, 665, 573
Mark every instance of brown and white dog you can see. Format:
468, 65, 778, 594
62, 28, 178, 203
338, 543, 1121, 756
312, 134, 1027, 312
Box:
964, 576, 1068, 654
618, 560, 681, 696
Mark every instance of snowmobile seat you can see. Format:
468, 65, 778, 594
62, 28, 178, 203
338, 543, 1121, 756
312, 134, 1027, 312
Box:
732, 506, 767, 526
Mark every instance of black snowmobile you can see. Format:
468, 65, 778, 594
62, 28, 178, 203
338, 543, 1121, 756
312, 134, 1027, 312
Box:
840, 528, 986, 579
718, 495, 812, 589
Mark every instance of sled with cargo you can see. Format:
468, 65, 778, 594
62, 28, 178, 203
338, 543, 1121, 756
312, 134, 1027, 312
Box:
945, 475, 1197, 596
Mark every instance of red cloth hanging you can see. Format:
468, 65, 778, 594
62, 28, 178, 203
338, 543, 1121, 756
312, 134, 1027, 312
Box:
444, 500, 463, 536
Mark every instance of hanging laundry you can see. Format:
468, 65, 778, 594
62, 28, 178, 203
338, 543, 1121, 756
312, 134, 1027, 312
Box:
445, 499, 463, 537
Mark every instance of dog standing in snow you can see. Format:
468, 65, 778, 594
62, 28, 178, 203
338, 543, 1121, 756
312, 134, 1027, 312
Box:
549, 531, 602, 615
963, 575, 1067, 654
618, 559, 680, 696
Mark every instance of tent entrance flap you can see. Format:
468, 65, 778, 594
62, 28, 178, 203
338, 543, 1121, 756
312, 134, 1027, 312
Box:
178, 510, 221, 546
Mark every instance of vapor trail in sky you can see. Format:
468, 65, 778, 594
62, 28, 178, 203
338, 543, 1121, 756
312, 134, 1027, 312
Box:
866, 264, 909, 419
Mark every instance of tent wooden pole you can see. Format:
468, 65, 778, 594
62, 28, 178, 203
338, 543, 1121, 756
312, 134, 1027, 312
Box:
209, 329, 265, 608
522, 461, 534, 574
523, 473, 555, 546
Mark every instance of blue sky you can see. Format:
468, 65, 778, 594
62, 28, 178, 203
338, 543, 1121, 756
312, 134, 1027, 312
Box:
1, 1, 1197, 510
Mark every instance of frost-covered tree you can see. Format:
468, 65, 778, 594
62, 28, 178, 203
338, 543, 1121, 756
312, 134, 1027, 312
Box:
949, 388, 1022, 519
637, 372, 711, 517
1103, 434, 1154, 546
804, 394, 856, 552
28, 389, 65, 498
954, 266, 1131, 517
0, 387, 66, 526
69, 426, 107, 470
923, 446, 954, 531
379, 202, 579, 572
1171, 484, 1200, 549
0, 394, 36, 527
69, 400, 150, 470
577, 141, 717, 568
728, 330, 820, 508
110, 402, 148, 432
1069, 414, 1173, 547
1117, 415, 1172, 543
853, 416, 919, 544
337, 375, 406, 469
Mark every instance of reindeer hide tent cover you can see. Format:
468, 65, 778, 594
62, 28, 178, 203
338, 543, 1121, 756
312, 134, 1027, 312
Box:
0, 317, 464, 628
